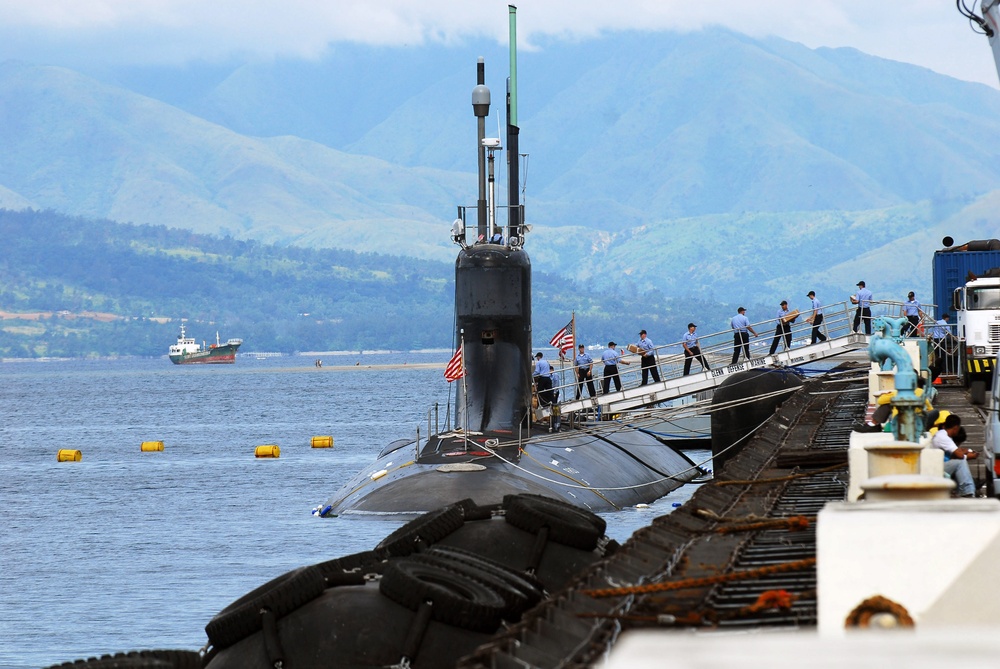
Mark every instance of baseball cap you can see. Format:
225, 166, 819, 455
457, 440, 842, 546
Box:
687, 323, 696, 328
857, 281, 865, 287
807, 291, 815, 297
639, 329, 647, 335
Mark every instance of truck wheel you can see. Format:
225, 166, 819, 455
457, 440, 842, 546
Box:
970, 380, 986, 406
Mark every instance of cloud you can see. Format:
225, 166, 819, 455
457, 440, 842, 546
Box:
0, 0, 996, 88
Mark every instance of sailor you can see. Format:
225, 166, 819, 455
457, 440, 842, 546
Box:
806, 291, 827, 344
852, 281, 873, 335
635, 330, 661, 386
682, 323, 710, 375
932, 313, 952, 340
768, 301, 794, 355
729, 307, 757, 364
574, 344, 597, 399
903, 291, 925, 336
600, 342, 629, 394
533, 352, 556, 406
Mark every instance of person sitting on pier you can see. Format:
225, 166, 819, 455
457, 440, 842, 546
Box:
931, 413, 977, 498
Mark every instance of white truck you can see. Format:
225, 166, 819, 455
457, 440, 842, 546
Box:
959, 0, 1000, 495
932, 239, 1000, 404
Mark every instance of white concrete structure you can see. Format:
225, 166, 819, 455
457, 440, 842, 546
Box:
817, 499, 1000, 636
847, 432, 943, 502
605, 628, 1000, 668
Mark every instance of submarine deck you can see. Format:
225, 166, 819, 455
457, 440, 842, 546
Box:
457, 372, 989, 668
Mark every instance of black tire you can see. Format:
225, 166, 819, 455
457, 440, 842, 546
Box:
205, 566, 326, 649
503, 494, 605, 550
971, 379, 987, 406
374, 504, 466, 558
314, 549, 385, 585
421, 546, 545, 613
379, 558, 507, 633
452, 497, 495, 521
43, 650, 201, 669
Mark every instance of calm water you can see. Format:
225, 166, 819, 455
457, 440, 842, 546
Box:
0, 354, 704, 669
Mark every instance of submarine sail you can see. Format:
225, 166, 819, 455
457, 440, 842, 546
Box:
322, 33, 701, 518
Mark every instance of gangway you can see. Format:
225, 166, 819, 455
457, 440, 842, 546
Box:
541, 299, 932, 418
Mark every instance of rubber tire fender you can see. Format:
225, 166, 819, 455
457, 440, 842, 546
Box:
204, 565, 326, 650
43, 650, 202, 669
421, 546, 546, 613
503, 493, 605, 550
374, 503, 466, 558
378, 557, 507, 633
314, 549, 386, 586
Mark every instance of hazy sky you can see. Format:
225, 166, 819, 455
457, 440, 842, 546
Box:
1, 0, 998, 89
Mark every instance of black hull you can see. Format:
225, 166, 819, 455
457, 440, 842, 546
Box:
323, 424, 702, 516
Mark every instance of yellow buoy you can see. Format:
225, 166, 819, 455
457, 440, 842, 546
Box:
140, 441, 164, 452
57, 449, 82, 462
255, 445, 281, 458
311, 435, 334, 448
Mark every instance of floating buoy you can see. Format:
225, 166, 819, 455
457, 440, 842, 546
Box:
255, 445, 281, 458
57, 449, 82, 462
311, 435, 334, 449
140, 440, 164, 452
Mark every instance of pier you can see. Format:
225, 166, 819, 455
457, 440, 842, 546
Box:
461, 376, 990, 668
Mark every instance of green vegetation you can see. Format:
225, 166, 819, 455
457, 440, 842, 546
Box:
0, 209, 762, 358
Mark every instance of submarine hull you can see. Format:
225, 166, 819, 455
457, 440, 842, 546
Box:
323, 426, 701, 516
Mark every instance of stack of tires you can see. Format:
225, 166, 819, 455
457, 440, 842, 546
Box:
46, 494, 616, 669
203, 494, 615, 669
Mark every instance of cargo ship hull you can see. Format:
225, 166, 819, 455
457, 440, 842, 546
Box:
169, 345, 239, 365
168, 324, 242, 365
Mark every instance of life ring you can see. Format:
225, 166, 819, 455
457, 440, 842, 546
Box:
204, 566, 327, 649
374, 503, 467, 558
844, 595, 914, 628
378, 557, 507, 633
503, 493, 606, 550
417, 546, 545, 615
43, 650, 202, 669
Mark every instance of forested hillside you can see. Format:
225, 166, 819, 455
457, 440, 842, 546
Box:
0, 209, 763, 358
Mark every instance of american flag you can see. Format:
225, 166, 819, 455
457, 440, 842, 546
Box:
444, 345, 465, 382
549, 319, 574, 356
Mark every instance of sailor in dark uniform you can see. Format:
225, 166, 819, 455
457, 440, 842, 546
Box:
533, 352, 556, 406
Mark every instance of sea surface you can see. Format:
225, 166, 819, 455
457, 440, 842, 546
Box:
0, 354, 707, 669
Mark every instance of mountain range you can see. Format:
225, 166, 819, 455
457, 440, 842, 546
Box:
2, 28, 1000, 321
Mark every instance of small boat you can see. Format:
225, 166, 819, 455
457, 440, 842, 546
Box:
168, 324, 242, 365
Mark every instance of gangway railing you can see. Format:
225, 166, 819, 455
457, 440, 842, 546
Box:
539, 299, 922, 417
555, 333, 870, 415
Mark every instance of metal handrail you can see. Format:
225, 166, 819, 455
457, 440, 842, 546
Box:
540, 300, 938, 407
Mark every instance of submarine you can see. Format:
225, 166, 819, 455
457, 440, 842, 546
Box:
322, 46, 702, 518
